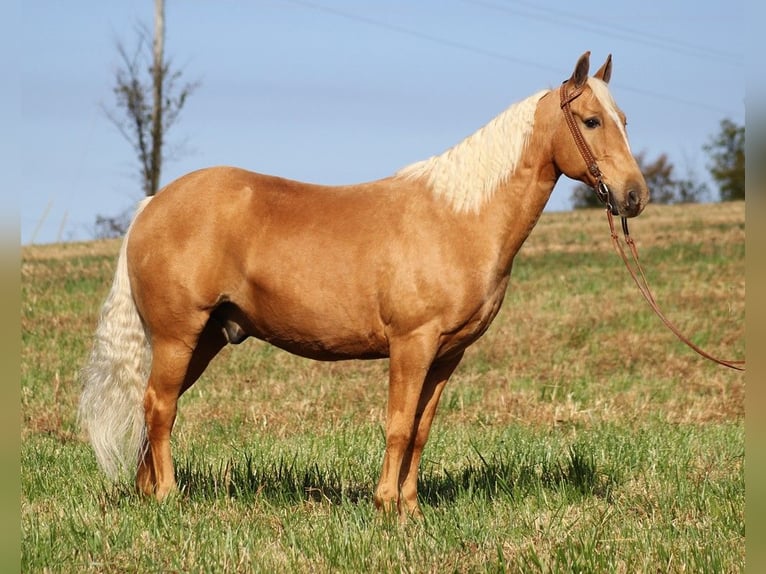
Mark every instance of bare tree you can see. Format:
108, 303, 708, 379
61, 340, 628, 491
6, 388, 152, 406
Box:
149, 0, 166, 197
97, 0, 199, 237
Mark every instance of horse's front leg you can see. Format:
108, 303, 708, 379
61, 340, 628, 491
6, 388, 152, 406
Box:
374, 331, 438, 519
397, 351, 464, 517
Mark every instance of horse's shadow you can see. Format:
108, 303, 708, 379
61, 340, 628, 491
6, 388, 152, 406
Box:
167, 446, 617, 508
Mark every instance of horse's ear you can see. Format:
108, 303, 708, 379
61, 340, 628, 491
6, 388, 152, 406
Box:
594, 54, 612, 84
570, 51, 590, 88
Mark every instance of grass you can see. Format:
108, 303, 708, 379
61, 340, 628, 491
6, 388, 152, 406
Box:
21, 201, 745, 572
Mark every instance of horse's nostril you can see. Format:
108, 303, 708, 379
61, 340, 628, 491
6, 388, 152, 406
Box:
628, 190, 639, 208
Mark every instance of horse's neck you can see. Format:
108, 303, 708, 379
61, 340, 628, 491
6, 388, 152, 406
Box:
453, 91, 559, 274
475, 142, 559, 277
396, 90, 559, 277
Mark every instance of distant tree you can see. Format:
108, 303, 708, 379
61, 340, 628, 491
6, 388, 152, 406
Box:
703, 118, 745, 201
570, 151, 708, 209
635, 152, 675, 205
637, 152, 710, 205
97, 0, 199, 238
94, 209, 133, 240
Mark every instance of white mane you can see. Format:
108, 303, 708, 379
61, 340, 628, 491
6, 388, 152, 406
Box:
396, 89, 549, 213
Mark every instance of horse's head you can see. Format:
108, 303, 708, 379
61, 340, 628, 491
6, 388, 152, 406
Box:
551, 52, 649, 217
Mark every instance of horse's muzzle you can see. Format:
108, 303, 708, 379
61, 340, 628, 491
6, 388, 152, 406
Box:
606, 185, 644, 218
620, 189, 644, 218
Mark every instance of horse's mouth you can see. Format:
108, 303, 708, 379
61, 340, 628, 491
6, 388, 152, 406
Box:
612, 189, 645, 218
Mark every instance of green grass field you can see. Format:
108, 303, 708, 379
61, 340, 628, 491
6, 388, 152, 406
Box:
21, 202, 745, 573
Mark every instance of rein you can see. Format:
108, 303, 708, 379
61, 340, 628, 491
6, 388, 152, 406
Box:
559, 81, 745, 372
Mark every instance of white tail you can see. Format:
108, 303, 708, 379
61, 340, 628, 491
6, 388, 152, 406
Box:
78, 197, 153, 479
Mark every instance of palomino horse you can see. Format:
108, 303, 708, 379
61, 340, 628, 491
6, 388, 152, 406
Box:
79, 52, 648, 519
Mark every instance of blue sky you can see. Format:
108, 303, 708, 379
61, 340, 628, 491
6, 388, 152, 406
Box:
14, 0, 745, 244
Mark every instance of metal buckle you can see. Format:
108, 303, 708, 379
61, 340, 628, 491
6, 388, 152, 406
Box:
596, 180, 617, 215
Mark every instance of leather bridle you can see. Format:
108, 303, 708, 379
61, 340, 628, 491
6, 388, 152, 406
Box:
560, 80, 615, 211
559, 80, 745, 372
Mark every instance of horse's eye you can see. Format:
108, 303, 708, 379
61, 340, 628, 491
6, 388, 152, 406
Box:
584, 117, 601, 129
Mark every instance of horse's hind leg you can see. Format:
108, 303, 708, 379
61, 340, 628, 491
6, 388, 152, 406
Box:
135, 337, 188, 498
136, 320, 228, 498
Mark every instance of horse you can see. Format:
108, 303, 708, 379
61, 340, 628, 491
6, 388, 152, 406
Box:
79, 52, 649, 520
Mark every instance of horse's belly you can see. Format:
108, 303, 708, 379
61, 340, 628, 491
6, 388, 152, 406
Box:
240, 293, 389, 361
257, 331, 388, 361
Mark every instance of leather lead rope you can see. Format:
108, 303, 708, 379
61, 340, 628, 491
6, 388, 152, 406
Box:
608, 211, 744, 371
559, 81, 745, 371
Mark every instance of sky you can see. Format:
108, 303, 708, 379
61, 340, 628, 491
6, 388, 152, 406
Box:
12, 0, 745, 245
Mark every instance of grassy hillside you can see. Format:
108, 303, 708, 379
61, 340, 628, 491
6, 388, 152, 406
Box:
21, 202, 745, 572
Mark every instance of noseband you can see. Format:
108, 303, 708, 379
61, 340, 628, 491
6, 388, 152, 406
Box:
559, 80, 745, 372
